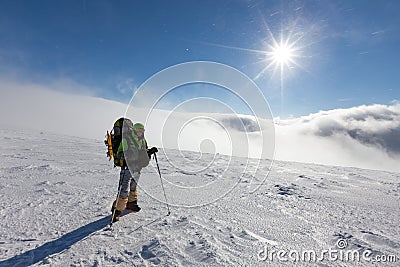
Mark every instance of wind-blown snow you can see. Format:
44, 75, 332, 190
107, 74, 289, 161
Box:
0, 129, 399, 266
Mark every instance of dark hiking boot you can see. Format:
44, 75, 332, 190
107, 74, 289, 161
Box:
126, 201, 141, 212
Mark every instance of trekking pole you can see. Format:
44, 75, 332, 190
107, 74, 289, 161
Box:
110, 175, 123, 227
153, 153, 171, 216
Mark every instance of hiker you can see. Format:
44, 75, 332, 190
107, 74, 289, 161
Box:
111, 121, 157, 222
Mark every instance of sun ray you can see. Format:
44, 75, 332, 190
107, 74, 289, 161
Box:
195, 15, 317, 112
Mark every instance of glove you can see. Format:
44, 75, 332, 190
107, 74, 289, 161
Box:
147, 147, 158, 158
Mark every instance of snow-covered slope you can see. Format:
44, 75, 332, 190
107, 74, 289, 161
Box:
0, 129, 399, 266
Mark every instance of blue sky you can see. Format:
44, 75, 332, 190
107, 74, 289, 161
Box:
0, 0, 399, 118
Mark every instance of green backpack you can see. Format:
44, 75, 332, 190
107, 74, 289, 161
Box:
105, 117, 133, 167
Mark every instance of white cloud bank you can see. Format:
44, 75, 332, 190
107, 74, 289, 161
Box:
275, 104, 400, 172
0, 80, 398, 172
0, 80, 127, 140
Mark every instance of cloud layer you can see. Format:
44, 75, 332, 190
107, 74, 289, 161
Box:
275, 103, 400, 172
0, 80, 127, 140
0, 79, 398, 172
310, 104, 400, 156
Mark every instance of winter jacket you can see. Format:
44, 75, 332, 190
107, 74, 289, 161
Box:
117, 131, 149, 169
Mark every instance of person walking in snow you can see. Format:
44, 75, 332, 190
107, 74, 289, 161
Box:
112, 122, 157, 222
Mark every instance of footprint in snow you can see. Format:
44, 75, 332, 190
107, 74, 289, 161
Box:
360, 230, 399, 249
175, 216, 189, 226
139, 240, 161, 265
185, 234, 217, 264
36, 181, 51, 186
332, 232, 383, 255
236, 229, 279, 246
274, 184, 296, 196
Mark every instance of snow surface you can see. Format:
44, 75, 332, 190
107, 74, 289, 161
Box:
0, 129, 399, 266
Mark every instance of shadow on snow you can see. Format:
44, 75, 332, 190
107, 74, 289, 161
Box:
0, 216, 110, 266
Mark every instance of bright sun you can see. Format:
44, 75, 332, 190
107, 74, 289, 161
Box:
253, 37, 300, 81
271, 43, 295, 66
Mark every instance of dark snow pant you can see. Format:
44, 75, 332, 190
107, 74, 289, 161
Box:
119, 167, 140, 199
115, 167, 141, 211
